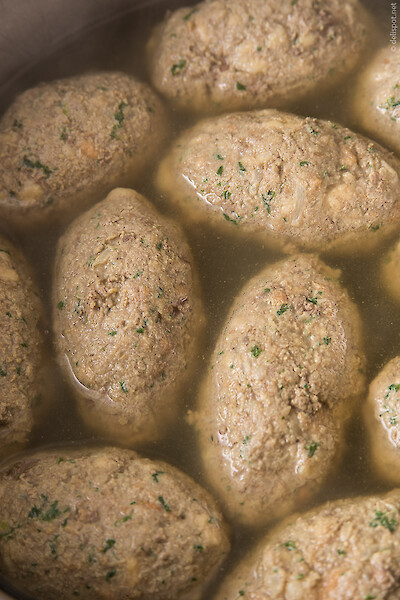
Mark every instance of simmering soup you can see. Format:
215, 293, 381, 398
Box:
0, 0, 397, 597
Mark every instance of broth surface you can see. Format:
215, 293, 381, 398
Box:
0, 0, 397, 597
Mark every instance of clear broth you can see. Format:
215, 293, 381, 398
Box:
0, 0, 398, 597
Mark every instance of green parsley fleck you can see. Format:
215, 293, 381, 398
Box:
103, 539, 116, 553
369, 510, 398, 533
105, 569, 116, 582
56, 301, 65, 310
23, 155, 52, 178
119, 381, 128, 393
238, 161, 246, 171
323, 337, 331, 346
299, 161, 310, 166
121, 514, 132, 523
250, 345, 262, 358
236, 82, 247, 91
111, 101, 128, 139
283, 540, 296, 550
222, 213, 242, 225
171, 59, 186, 75
379, 96, 400, 110
217, 165, 224, 175
158, 496, 171, 512
386, 383, 400, 399
277, 304, 290, 316
262, 190, 275, 214
305, 442, 320, 457
183, 8, 197, 19
152, 471, 165, 483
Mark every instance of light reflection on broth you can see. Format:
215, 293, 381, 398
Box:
0, 0, 397, 598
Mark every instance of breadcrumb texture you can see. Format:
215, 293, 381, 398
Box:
194, 255, 365, 526
0, 446, 230, 600
0, 72, 167, 225
148, 0, 369, 113
53, 188, 204, 444
157, 109, 400, 253
214, 489, 400, 600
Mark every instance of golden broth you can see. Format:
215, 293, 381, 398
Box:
0, 0, 397, 597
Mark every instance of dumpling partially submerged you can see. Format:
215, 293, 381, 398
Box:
157, 109, 400, 253
365, 356, 400, 484
0, 72, 167, 226
53, 188, 204, 445
214, 489, 400, 600
192, 255, 365, 526
0, 235, 43, 457
0, 446, 230, 600
353, 45, 400, 156
148, 0, 369, 114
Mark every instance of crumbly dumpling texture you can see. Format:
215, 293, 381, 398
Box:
214, 490, 400, 600
0, 236, 42, 456
365, 356, 400, 484
0, 72, 167, 223
193, 255, 365, 526
158, 109, 400, 253
0, 446, 230, 600
353, 45, 400, 155
53, 188, 203, 444
148, 0, 369, 113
